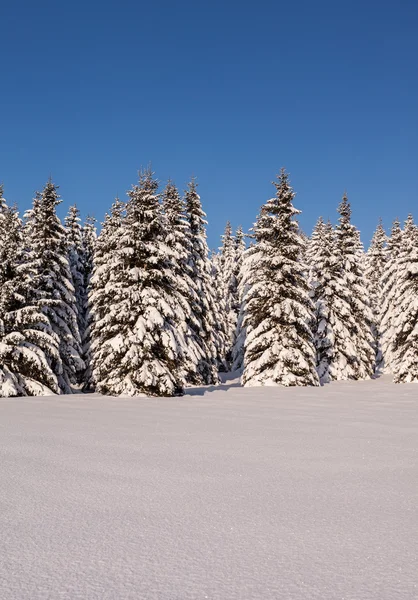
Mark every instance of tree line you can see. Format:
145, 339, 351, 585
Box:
0, 168, 417, 397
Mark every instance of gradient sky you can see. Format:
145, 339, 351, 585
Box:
1, 0, 417, 249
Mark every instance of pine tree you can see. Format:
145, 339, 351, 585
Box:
24, 181, 84, 393
242, 169, 319, 387
0, 186, 60, 396
184, 178, 221, 384
364, 220, 387, 370
391, 215, 418, 382
230, 226, 247, 372
309, 218, 358, 382
380, 219, 403, 372
91, 170, 186, 396
218, 221, 242, 367
65, 205, 85, 357
80, 215, 97, 388
89, 199, 124, 391
334, 194, 374, 378
161, 181, 204, 384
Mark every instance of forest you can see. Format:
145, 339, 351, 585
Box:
0, 168, 416, 397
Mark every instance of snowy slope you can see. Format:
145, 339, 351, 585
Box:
0, 376, 417, 600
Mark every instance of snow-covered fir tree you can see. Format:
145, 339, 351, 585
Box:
24, 181, 84, 393
0, 186, 60, 396
217, 221, 244, 367
308, 217, 362, 383
230, 226, 247, 372
80, 215, 97, 387
380, 219, 403, 372
161, 180, 205, 384
334, 194, 374, 378
65, 206, 85, 359
89, 199, 124, 390
91, 170, 187, 396
242, 169, 319, 387
184, 178, 222, 383
391, 215, 418, 382
364, 220, 387, 370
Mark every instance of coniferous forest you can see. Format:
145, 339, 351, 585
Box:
1, 168, 417, 397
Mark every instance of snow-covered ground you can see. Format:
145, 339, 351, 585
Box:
0, 376, 417, 600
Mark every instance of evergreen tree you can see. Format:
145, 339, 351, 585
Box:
24, 181, 84, 393
65, 205, 85, 348
161, 181, 204, 384
89, 199, 124, 390
91, 170, 186, 396
391, 215, 418, 382
0, 187, 60, 396
218, 221, 237, 367
380, 219, 403, 372
230, 226, 247, 372
309, 218, 358, 382
364, 220, 387, 370
80, 215, 97, 388
334, 194, 374, 378
184, 178, 221, 384
242, 169, 319, 387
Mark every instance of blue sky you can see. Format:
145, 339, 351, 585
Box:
1, 0, 417, 249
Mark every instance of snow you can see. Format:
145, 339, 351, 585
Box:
0, 376, 417, 600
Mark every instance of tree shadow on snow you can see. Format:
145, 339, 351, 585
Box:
185, 371, 242, 396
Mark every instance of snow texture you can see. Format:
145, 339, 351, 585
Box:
0, 376, 417, 600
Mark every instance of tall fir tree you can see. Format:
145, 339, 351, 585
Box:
91, 170, 187, 396
161, 181, 204, 383
364, 220, 387, 370
0, 186, 60, 396
242, 169, 319, 387
89, 199, 124, 390
380, 219, 403, 372
334, 194, 374, 379
218, 221, 245, 368
65, 206, 85, 364
230, 226, 249, 372
309, 217, 362, 383
24, 181, 84, 393
184, 178, 221, 384
80, 215, 97, 388
391, 215, 418, 382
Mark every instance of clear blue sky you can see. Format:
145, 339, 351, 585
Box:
1, 0, 417, 249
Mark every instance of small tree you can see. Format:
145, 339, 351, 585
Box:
364, 219, 387, 370
380, 219, 403, 372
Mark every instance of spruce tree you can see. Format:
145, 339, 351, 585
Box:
380, 219, 403, 372
218, 221, 240, 367
391, 215, 418, 382
161, 181, 204, 384
364, 220, 387, 370
89, 199, 124, 391
91, 170, 186, 396
0, 187, 60, 396
242, 169, 319, 387
184, 178, 221, 384
24, 181, 84, 393
230, 226, 247, 372
80, 215, 97, 388
65, 205, 85, 355
309, 218, 360, 382
334, 194, 374, 378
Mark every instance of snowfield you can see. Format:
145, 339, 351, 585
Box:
0, 376, 417, 600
